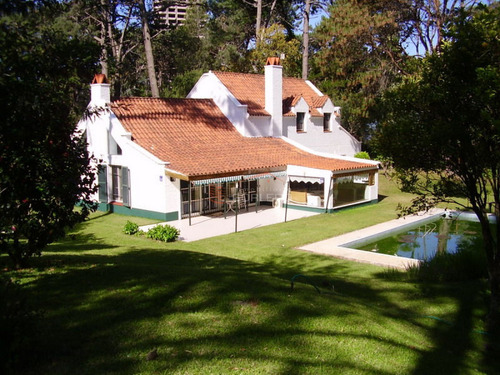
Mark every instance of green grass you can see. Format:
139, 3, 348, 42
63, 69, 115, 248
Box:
2, 176, 498, 374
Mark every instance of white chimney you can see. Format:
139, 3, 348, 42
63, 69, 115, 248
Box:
90, 74, 111, 106
265, 57, 283, 137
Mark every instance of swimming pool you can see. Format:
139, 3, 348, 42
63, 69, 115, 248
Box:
345, 212, 495, 261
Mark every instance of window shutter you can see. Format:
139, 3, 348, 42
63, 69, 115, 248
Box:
98, 165, 108, 203
121, 166, 131, 207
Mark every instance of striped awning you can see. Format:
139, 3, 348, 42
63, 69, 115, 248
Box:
289, 176, 325, 184
192, 171, 287, 186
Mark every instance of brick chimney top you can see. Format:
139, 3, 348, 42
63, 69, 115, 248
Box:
90, 74, 110, 105
266, 57, 281, 66
92, 74, 108, 84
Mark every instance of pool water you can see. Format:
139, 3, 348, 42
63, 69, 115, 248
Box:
353, 218, 488, 261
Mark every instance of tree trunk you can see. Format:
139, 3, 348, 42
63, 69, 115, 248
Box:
256, 0, 262, 43
475, 207, 500, 339
302, 0, 311, 80
99, 0, 109, 76
139, 0, 159, 97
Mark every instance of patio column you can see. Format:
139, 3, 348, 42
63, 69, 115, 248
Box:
285, 177, 290, 223
188, 181, 192, 226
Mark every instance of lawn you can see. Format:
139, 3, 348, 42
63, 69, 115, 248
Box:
2, 175, 498, 374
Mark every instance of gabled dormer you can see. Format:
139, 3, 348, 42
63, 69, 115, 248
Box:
188, 59, 362, 156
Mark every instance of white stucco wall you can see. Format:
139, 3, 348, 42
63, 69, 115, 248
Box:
258, 177, 286, 203
283, 115, 361, 156
188, 72, 275, 137
81, 109, 179, 216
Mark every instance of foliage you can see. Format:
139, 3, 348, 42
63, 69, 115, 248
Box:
0, 1, 100, 267
407, 245, 488, 282
354, 151, 371, 160
407, 0, 482, 56
0, 276, 42, 373
375, 4, 500, 335
146, 224, 180, 242
123, 221, 139, 235
311, 0, 412, 141
249, 23, 302, 76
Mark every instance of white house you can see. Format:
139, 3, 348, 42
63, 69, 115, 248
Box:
188, 57, 361, 156
79, 65, 379, 222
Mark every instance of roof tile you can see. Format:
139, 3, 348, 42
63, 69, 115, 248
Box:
111, 97, 374, 179
214, 71, 330, 117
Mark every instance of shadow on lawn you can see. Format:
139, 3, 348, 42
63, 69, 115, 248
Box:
5, 236, 498, 374
372, 272, 497, 375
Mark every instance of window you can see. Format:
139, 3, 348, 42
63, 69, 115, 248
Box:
110, 165, 130, 206
323, 113, 331, 132
296, 112, 305, 132
97, 165, 130, 206
111, 166, 122, 201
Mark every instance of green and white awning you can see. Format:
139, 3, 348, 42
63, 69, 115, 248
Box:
192, 171, 287, 186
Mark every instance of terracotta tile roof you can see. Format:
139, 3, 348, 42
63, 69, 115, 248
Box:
213, 71, 329, 117
111, 97, 375, 180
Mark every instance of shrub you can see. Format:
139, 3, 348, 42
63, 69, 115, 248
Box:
146, 224, 180, 242
354, 151, 371, 160
406, 245, 488, 282
123, 221, 139, 235
0, 276, 42, 373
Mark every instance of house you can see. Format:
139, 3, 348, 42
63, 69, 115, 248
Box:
188, 57, 361, 156
80, 64, 379, 222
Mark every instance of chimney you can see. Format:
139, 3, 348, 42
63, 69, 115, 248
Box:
90, 74, 110, 106
265, 57, 283, 137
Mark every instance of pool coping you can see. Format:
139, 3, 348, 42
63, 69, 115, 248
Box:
298, 209, 446, 269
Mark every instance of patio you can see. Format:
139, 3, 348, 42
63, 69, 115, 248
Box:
141, 205, 320, 242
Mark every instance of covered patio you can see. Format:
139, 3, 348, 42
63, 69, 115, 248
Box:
141, 205, 320, 242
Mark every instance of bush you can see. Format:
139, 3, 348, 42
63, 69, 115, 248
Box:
354, 151, 371, 160
0, 276, 42, 373
406, 246, 488, 282
123, 221, 139, 235
146, 224, 180, 242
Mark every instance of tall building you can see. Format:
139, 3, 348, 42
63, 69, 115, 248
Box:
154, 0, 190, 27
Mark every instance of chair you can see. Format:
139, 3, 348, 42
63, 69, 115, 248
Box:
237, 190, 246, 210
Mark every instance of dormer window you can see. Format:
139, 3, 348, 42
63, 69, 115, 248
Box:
323, 113, 332, 132
296, 112, 305, 132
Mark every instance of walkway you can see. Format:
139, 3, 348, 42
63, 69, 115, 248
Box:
298, 209, 444, 269
140, 206, 320, 242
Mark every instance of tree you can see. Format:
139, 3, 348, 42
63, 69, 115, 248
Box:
138, 0, 159, 97
249, 23, 302, 76
408, 0, 482, 56
311, 0, 411, 141
0, 1, 99, 268
298, 0, 329, 79
375, 5, 500, 337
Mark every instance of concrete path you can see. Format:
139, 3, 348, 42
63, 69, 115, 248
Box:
298, 209, 444, 269
140, 206, 320, 242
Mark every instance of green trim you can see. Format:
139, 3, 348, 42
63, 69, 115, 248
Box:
286, 199, 379, 214
284, 204, 326, 213
97, 203, 178, 221
331, 199, 379, 213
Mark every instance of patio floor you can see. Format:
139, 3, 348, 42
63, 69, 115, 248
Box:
140, 205, 321, 242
